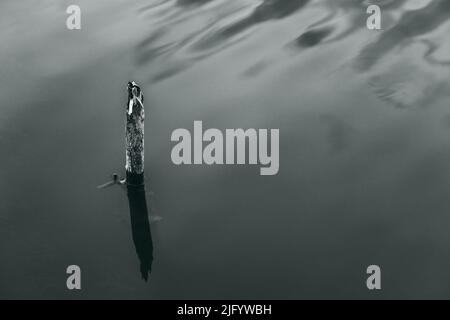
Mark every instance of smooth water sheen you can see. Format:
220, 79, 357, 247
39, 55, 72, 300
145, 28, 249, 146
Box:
1, 0, 450, 299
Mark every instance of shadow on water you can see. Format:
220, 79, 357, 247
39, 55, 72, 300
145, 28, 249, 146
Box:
126, 183, 154, 282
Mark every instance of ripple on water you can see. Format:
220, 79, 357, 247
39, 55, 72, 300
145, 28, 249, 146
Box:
355, 0, 450, 72
134, 0, 450, 95
136, 0, 312, 83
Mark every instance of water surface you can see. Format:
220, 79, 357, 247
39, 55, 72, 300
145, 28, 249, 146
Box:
1, 0, 450, 299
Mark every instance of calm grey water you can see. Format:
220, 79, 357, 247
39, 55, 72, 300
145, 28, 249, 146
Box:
1, 0, 450, 299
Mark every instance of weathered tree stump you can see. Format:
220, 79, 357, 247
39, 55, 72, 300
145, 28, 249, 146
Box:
125, 81, 153, 281
125, 81, 145, 186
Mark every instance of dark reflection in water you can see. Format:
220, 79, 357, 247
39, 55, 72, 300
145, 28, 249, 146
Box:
295, 27, 333, 48
135, 0, 450, 85
253, 0, 309, 19
420, 39, 450, 67
126, 183, 154, 282
195, 0, 310, 50
136, 0, 313, 82
311, 0, 407, 44
356, 0, 450, 71
177, 0, 213, 6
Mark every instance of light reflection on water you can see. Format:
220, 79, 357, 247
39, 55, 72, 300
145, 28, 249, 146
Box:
1, 0, 450, 299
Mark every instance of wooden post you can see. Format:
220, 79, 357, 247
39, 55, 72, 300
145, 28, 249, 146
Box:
125, 82, 153, 281
125, 81, 145, 187
98, 81, 153, 280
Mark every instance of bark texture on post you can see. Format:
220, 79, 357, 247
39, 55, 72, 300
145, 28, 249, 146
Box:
125, 81, 145, 186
